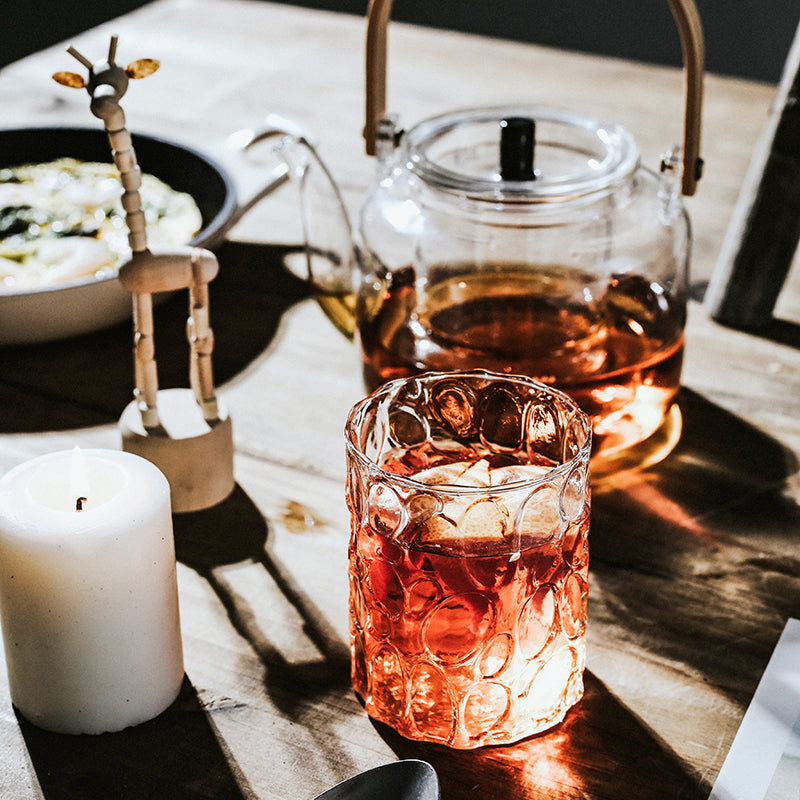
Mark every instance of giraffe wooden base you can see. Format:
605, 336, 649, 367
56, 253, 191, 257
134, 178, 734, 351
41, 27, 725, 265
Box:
119, 388, 235, 513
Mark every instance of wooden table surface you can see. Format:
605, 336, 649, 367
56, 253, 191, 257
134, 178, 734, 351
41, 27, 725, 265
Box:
1, 1, 799, 798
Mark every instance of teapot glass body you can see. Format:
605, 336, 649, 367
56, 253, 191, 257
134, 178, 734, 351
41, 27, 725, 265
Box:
350, 106, 690, 461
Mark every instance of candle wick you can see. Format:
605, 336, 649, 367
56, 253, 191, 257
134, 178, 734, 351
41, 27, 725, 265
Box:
76, 497, 88, 512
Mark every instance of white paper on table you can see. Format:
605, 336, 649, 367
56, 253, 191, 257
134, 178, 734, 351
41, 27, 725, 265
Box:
709, 617, 800, 800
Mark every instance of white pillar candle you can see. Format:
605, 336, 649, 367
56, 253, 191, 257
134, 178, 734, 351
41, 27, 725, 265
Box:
0, 448, 184, 734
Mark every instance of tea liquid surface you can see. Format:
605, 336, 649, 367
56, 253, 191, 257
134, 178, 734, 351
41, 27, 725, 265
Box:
358, 265, 684, 456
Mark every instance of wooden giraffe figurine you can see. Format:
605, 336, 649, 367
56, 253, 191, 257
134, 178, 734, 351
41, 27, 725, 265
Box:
54, 36, 234, 512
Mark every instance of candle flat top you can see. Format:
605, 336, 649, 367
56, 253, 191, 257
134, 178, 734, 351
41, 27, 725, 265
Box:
0, 449, 170, 535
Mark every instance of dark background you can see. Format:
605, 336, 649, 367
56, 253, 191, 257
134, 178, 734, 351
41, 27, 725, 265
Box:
1, 0, 799, 83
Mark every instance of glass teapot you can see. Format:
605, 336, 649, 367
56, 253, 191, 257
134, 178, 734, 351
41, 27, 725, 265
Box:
279, 0, 704, 467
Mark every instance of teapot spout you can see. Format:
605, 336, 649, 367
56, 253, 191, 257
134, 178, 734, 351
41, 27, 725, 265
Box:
273, 129, 358, 340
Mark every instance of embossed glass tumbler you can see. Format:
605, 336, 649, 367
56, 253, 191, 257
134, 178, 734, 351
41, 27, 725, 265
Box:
344, 370, 592, 748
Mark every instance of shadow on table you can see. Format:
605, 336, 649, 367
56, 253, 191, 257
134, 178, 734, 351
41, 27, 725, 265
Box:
16, 676, 257, 800
172, 483, 351, 697
0, 241, 310, 433
742, 317, 800, 350
374, 670, 705, 799
690, 281, 800, 351
172, 484, 357, 774
590, 387, 800, 707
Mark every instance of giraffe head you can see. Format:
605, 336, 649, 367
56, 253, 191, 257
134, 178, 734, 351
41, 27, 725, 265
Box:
52, 35, 159, 104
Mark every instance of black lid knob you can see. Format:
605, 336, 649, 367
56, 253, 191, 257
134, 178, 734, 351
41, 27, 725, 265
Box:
500, 117, 536, 181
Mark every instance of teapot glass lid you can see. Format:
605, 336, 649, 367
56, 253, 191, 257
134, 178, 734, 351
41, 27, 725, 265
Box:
404, 105, 640, 202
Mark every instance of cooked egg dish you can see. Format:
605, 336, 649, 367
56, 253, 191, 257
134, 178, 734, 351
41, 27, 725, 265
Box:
0, 158, 203, 292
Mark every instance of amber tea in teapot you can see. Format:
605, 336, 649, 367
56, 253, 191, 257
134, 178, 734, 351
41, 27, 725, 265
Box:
357, 262, 684, 457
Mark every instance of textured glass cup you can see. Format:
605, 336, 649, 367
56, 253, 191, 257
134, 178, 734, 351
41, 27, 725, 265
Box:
344, 370, 592, 748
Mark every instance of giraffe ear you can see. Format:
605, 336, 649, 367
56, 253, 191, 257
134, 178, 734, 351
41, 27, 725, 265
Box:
126, 58, 160, 79
52, 71, 85, 88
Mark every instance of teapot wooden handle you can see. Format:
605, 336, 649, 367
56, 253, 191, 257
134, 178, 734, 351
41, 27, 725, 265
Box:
364, 0, 704, 196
